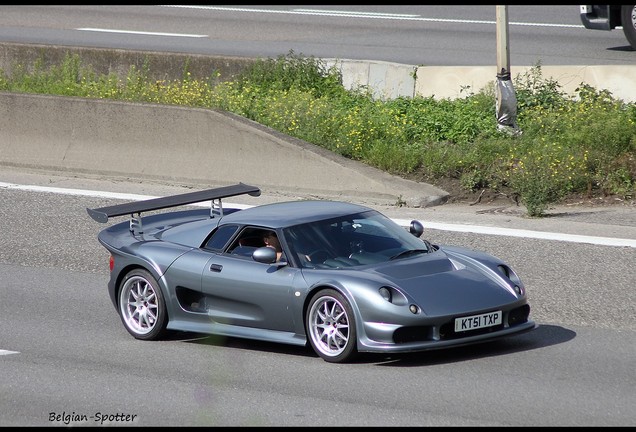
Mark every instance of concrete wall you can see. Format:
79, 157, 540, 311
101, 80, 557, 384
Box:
1, 42, 634, 208
324, 59, 636, 103
413, 65, 636, 102
0, 42, 255, 84
2, 42, 634, 102
0, 92, 448, 207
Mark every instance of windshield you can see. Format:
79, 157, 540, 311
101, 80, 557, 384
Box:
282, 210, 429, 269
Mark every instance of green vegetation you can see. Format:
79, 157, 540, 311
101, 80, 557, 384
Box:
1, 51, 634, 216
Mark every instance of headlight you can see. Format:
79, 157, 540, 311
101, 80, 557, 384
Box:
378, 286, 409, 306
497, 265, 524, 294
498, 265, 521, 282
378, 286, 392, 302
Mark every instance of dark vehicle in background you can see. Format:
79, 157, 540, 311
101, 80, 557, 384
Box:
580, 4, 636, 49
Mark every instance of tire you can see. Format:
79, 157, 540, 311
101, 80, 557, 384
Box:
306, 289, 358, 363
118, 269, 168, 340
621, 5, 636, 50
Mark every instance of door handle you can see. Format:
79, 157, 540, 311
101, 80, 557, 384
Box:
209, 263, 223, 272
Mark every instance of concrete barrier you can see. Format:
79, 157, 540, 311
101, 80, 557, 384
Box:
2, 42, 634, 102
324, 59, 636, 103
414, 65, 636, 102
1, 42, 634, 209
0, 42, 255, 85
0, 92, 449, 207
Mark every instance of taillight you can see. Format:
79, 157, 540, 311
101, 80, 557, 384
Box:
109, 255, 114, 272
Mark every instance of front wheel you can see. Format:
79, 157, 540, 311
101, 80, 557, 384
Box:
622, 5, 636, 50
118, 269, 168, 340
306, 289, 358, 363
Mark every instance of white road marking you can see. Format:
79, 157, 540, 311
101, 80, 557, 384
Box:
1, 181, 634, 248
392, 218, 636, 248
0, 350, 19, 355
162, 5, 585, 29
76, 28, 208, 38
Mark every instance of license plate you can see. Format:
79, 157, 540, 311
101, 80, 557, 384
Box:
455, 311, 502, 332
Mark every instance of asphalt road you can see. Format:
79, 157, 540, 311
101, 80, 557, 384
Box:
1, 5, 635, 426
0, 169, 635, 427
0, 5, 633, 66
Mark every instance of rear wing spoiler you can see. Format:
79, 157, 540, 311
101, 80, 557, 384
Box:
87, 182, 261, 226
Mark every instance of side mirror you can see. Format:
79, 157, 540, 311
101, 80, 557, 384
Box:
252, 247, 287, 265
252, 246, 277, 263
409, 220, 424, 238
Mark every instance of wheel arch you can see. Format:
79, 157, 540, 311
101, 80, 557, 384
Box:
303, 283, 346, 315
111, 261, 168, 315
301, 283, 363, 338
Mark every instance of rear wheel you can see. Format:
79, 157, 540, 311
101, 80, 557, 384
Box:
621, 5, 636, 49
118, 269, 168, 340
306, 289, 358, 363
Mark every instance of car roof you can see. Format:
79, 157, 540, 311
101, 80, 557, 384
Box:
220, 200, 373, 229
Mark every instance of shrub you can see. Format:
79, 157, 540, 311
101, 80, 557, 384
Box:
1, 53, 634, 216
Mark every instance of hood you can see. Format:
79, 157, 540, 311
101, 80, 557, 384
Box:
368, 252, 519, 315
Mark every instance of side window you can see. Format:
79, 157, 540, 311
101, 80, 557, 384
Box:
227, 227, 268, 257
203, 225, 239, 251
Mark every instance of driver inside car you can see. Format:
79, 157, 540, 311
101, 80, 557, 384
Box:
263, 231, 285, 262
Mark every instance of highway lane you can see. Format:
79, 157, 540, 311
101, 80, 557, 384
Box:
1, 5, 635, 426
1, 174, 635, 330
1, 179, 635, 426
0, 5, 632, 66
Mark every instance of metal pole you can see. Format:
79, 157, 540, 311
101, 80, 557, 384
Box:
495, 5, 521, 135
496, 5, 511, 80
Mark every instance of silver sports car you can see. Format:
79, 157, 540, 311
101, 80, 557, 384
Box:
87, 183, 536, 363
